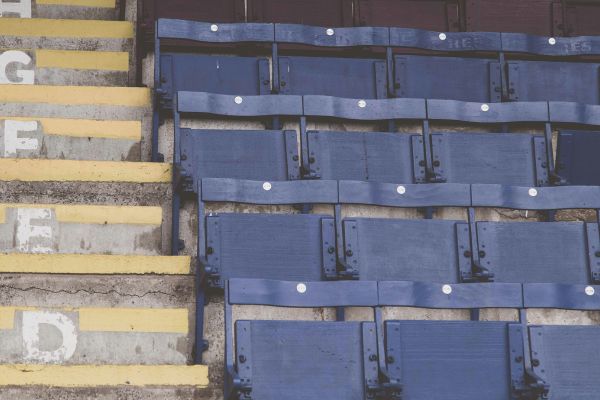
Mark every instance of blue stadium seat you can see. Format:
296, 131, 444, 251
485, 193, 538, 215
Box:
155, 20, 275, 109
472, 184, 600, 310
225, 279, 381, 400
506, 60, 600, 103
430, 132, 549, 186
393, 55, 502, 102
306, 131, 425, 183
528, 325, 600, 399
277, 56, 387, 98
556, 130, 600, 186
197, 179, 339, 287
384, 320, 547, 399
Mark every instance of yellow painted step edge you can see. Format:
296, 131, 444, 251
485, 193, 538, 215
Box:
0, 307, 189, 333
0, 18, 133, 39
36, 49, 129, 72
0, 254, 190, 274
0, 365, 208, 387
0, 85, 150, 107
0, 159, 171, 183
37, 0, 116, 8
0, 203, 162, 225
1, 117, 141, 140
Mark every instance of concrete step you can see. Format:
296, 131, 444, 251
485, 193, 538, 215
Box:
0, 273, 208, 392
0, 253, 190, 274
0, 202, 165, 255
0, 18, 134, 83
1, 48, 130, 86
0, 84, 152, 161
0, 18, 133, 52
0, 0, 124, 20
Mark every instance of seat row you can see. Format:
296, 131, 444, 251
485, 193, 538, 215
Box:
168, 94, 599, 191
153, 20, 600, 157
139, 0, 600, 54
223, 278, 599, 400
192, 177, 600, 365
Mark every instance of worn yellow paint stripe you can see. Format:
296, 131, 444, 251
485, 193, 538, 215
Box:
0, 365, 209, 387
0, 254, 190, 274
0, 117, 141, 140
37, 0, 116, 7
0, 159, 171, 183
0, 19, 133, 38
79, 308, 189, 333
0, 203, 162, 225
0, 307, 35, 330
0, 85, 150, 107
36, 49, 129, 72
0, 307, 188, 333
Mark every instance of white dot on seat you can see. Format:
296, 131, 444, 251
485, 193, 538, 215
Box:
297, 283, 307, 293
585, 286, 595, 296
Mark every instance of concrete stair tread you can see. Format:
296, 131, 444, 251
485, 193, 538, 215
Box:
0, 253, 190, 274
0, 202, 166, 255
0, 365, 209, 388
1, 0, 123, 20
0, 159, 171, 182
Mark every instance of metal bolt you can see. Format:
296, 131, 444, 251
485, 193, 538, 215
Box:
206, 247, 214, 255
326, 28, 335, 36
481, 104, 490, 112
479, 250, 486, 258
292, 155, 299, 161
309, 157, 316, 164
369, 354, 377, 361
548, 37, 556, 45
386, 356, 395, 364
438, 32, 447, 41
181, 154, 187, 161
346, 249, 353, 257
396, 185, 406, 195
262, 182, 272, 191
328, 246, 335, 254
515, 356, 523, 363
211, 24, 219, 32
234, 96, 243, 104
238, 355, 246, 363
419, 160, 426, 167
442, 284, 452, 295
585, 286, 595, 296
464, 250, 472, 258
296, 283, 307, 293
433, 160, 441, 167
358, 100, 367, 108
595, 251, 600, 257
532, 359, 540, 367
528, 188, 538, 197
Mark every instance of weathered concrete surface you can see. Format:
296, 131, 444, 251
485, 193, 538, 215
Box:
0, 120, 140, 161
0, 0, 123, 20
1, 50, 129, 86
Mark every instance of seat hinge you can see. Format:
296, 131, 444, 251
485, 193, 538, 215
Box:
368, 381, 403, 400
512, 369, 550, 400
